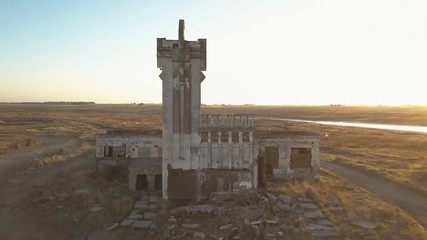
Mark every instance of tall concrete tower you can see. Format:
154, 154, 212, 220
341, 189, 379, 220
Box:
157, 20, 206, 199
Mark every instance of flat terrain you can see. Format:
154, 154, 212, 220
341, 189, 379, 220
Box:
0, 104, 426, 239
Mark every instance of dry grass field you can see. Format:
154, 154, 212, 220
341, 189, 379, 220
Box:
0, 103, 426, 239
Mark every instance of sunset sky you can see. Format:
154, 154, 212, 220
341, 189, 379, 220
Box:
1, 0, 426, 105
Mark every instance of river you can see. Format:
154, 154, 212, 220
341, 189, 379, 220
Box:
259, 117, 427, 134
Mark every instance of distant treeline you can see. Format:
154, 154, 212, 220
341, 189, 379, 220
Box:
0, 101, 96, 105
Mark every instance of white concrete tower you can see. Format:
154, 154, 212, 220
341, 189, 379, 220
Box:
157, 20, 206, 199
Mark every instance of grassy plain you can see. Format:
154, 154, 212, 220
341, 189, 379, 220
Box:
0, 103, 426, 239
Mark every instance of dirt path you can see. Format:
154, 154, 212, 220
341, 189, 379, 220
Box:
321, 159, 427, 229
0, 135, 81, 240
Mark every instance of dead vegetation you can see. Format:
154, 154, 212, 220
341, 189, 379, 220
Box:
1, 103, 427, 239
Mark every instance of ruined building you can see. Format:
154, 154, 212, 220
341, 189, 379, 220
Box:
95, 20, 320, 201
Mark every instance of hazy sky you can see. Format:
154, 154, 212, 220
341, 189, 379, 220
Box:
1, 0, 426, 105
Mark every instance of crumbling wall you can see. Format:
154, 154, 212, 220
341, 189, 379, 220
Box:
168, 168, 253, 202
95, 135, 162, 159
260, 136, 320, 179
129, 163, 162, 192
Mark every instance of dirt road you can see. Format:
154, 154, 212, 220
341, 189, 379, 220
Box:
0, 135, 81, 240
321, 159, 427, 229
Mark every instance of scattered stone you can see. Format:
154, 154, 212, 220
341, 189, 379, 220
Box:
233, 181, 252, 191
149, 195, 160, 202
172, 205, 217, 215
265, 220, 278, 225
193, 232, 206, 239
143, 212, 157, 219
307, 223, 335, 231
88, 206, 103, 213
315, 219, 333, 226
297, 197, 313, 203
120, 219, 136, 226
278, 194, 292, 204
250, 220, 262, 225
265, 233, 275, 238
168, 224, 176, 230
128, 209, 142, 219
182, 223, 200, 229
220, 223, 234, 230
299, 203, 319, 210
134, 201, 148, 209
246, 204, 265, 220
353, 219, 377, 229
312, 230, 340, 237
290, 204, 304, 214
273, 201, 290, 213
304, 209, 324, 219
277, 231, 284, 236
107, 223, 119, 231
266, 192, 278, 201
168, 217, 177, 223
132, 220, 152, 228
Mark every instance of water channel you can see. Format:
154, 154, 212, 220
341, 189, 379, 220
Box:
259, 117, 427, 134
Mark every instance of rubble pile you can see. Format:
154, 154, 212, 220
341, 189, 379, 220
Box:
113, 190, 342, 239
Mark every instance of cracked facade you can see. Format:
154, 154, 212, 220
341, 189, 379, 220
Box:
95, 20, 320, 201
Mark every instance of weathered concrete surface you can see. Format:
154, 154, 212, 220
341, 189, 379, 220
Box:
158, 20, 206, 200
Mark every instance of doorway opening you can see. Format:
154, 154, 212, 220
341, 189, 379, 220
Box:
136, 174, 148, 191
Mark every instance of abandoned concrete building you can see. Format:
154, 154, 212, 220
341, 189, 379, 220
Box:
95, 20, 320, 201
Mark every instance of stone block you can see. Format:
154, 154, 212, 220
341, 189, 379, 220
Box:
133, 220, 152, 228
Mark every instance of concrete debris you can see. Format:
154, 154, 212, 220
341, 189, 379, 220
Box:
266, 192, 278, 201
168, 224, 176, 230
232, 181, 253, 191
182, 223, 201, 229
265, 220, 278, 225
353, 219, 377, 229
315, 219, 333, 226
134, 201, 148, 209
132, 220, 152, 228
171, 204, 217, 215
88, 206, 103, 213
220, 223, 234, 230
120, 219, 136, 226
297, 197, 313, 203
128, 209, 142, 219
149, 195, 160, 202
312, 230, 340, 237
168, 217, 177, 223
298, 203, 319, 210
106, 223, 119, 231
307, 223, 335, 231
278, 194, 292, 204
193, 232, 206, 239
250, 220, 262, 225
304, 209, 325, 219
273, 201, 290, 213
